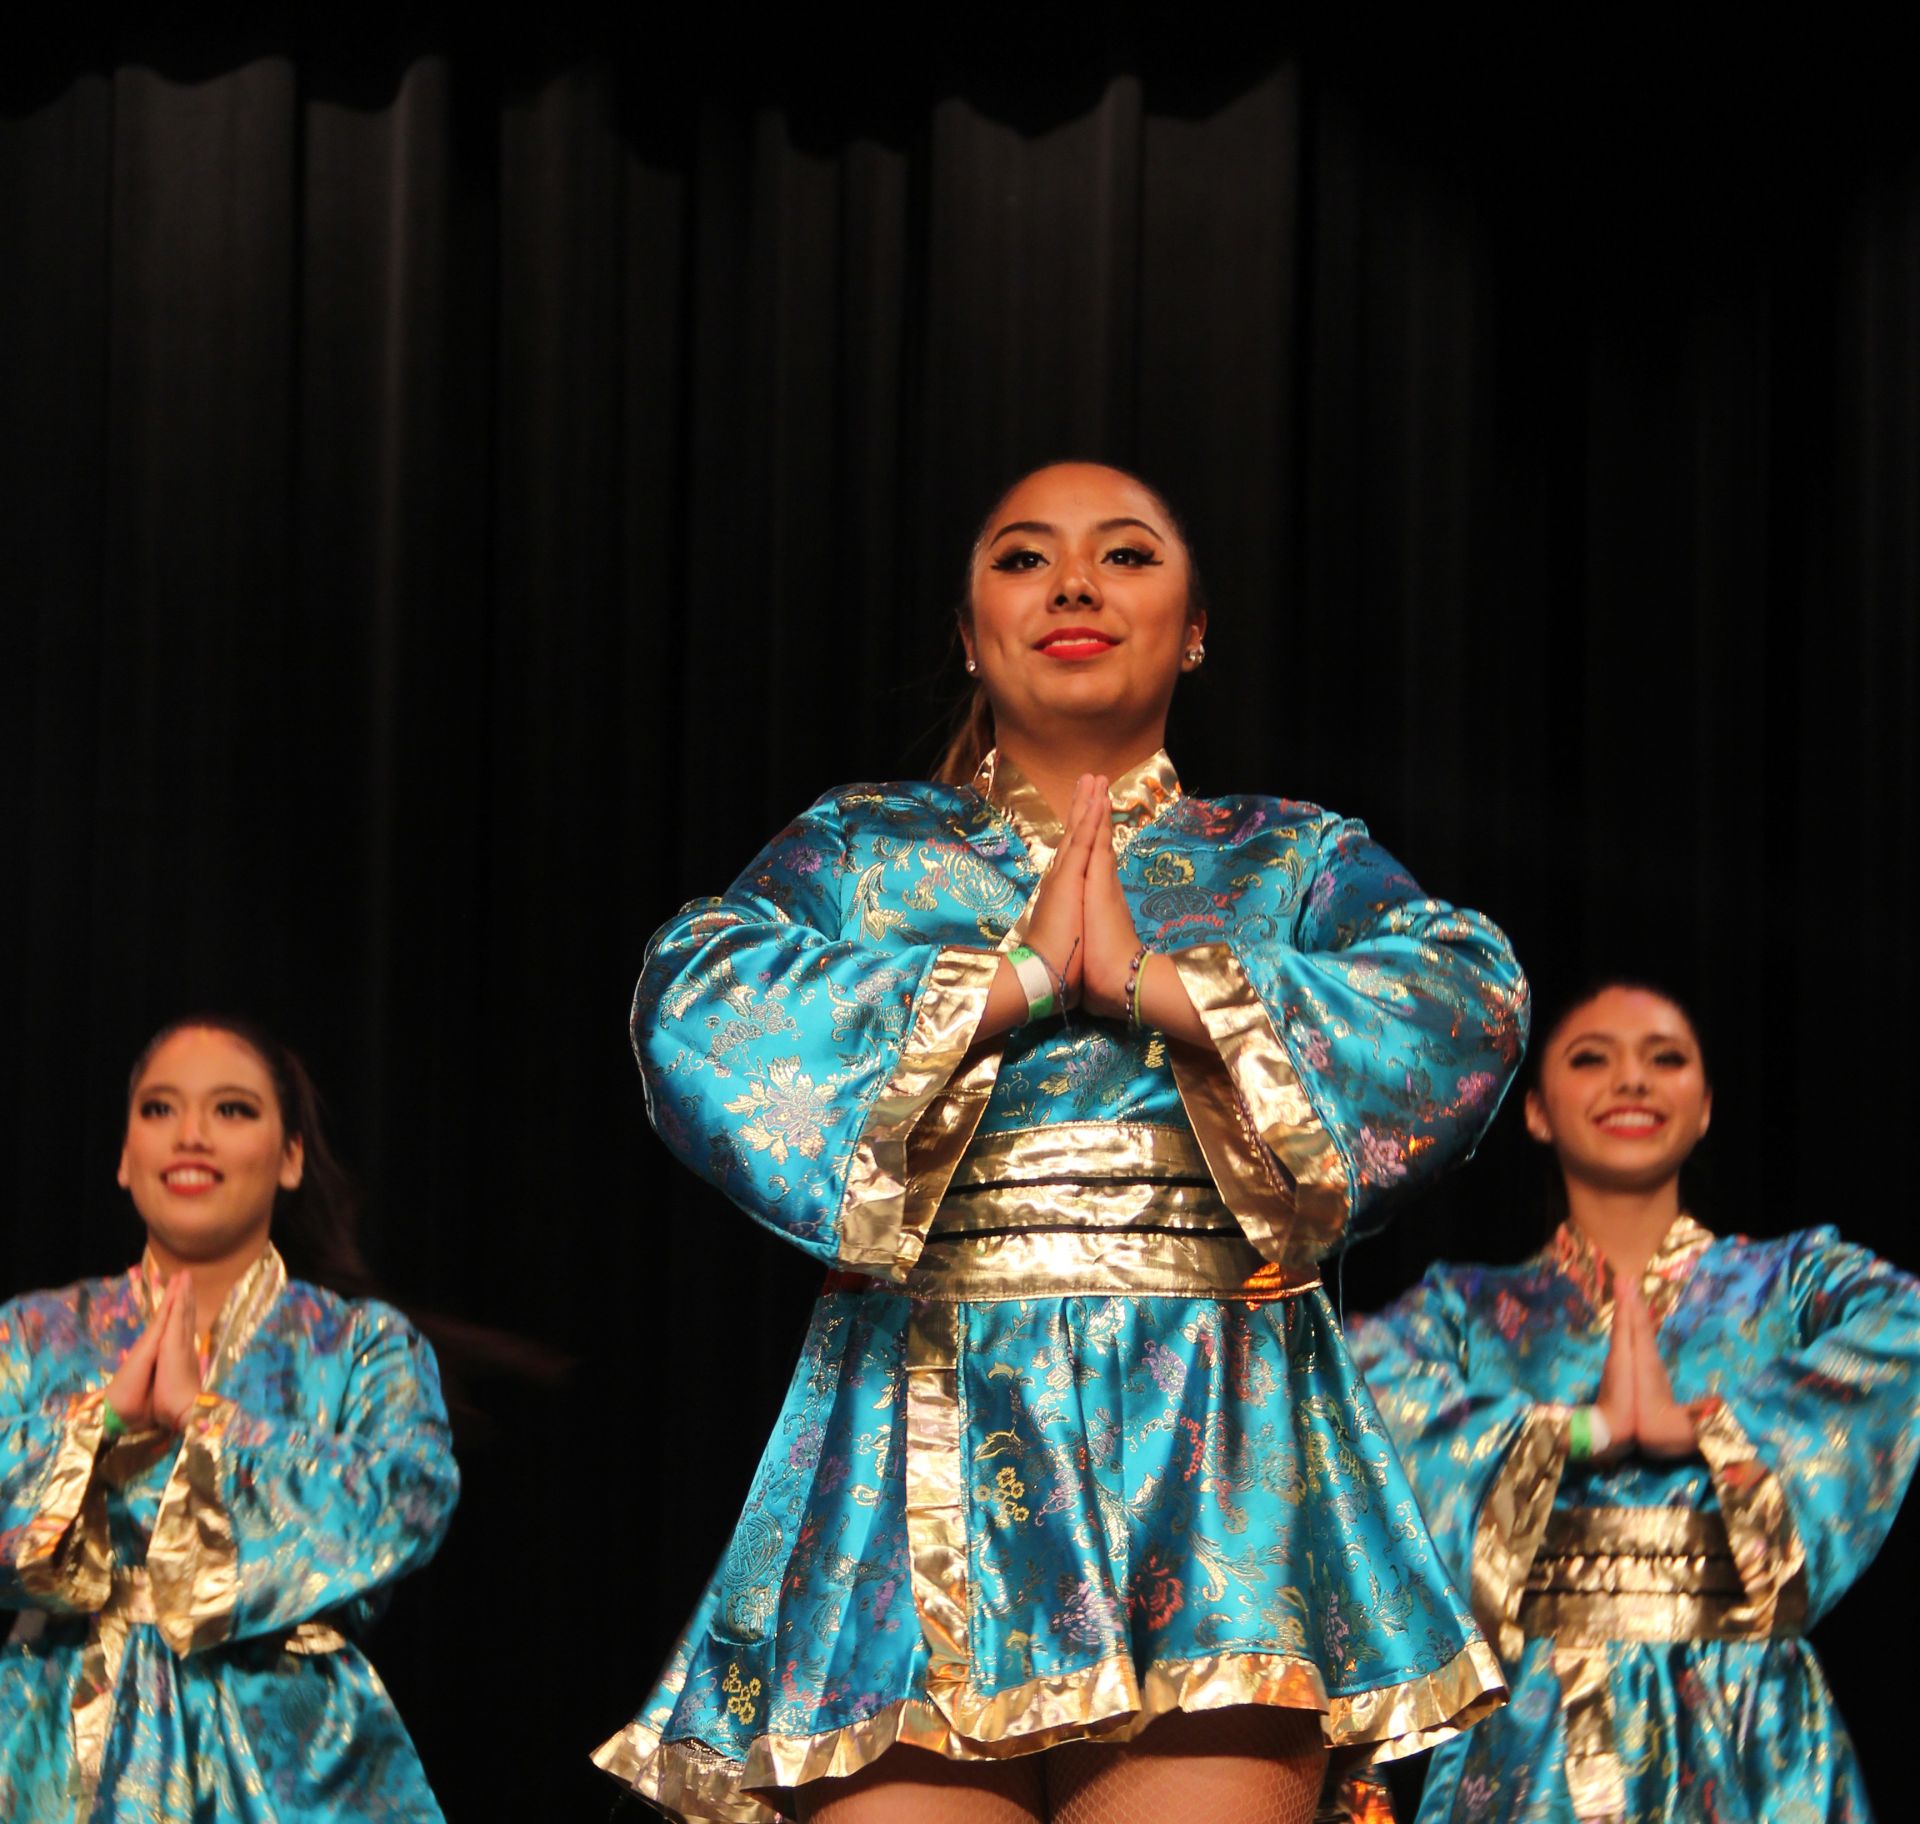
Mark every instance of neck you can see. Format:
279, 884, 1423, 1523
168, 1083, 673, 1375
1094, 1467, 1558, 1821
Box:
147, 1232, 271, 1328
994, 724, 1168, 823
1564, 1177, 1684, 1281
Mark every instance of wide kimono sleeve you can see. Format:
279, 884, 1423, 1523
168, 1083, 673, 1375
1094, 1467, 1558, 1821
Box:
632, 790, 1003, 1279
0, 1295, 113, 1614
1691, 1228, 1920, 1633
1349, 1271, 1570, 1661
143, 1302, 459, 1656
1167, 814, 1529, 1262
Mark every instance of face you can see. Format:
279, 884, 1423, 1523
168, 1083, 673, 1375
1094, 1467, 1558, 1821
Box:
1524, 987, 1712, 1195
118, 1027, 304, 1267
964, 463, 1205, 753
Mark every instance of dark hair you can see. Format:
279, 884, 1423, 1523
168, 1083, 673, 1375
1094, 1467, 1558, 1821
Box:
932, 461, 1210, 786
127, 1014, 376, 1297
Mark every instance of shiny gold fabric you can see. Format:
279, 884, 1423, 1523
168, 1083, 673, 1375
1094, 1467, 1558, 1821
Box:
14, 1388, 112, 1611
1471, 1404, 1569, 1661
970, 748, 1182, 864
840, 945, 1005, 1278
1692, 1395, 1810, 1638
1167, 943, 1351, 1265
1553, 1641, 1627, 1822
1517, 1507, 1765, 1645
946, 1121, 1211, 1190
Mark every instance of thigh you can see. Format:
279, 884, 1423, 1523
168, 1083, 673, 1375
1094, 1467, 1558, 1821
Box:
798, 1744, 1048, 1824
1046, 1705, 1328, 1824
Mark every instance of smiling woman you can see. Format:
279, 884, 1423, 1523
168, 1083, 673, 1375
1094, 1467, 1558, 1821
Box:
1351, 981, 1920, 1822
0, 1018, 458, 1823
593, 462, 1530, 1824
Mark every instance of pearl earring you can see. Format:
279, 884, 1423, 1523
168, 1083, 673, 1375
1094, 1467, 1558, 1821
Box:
1184, 643, 1206, 666
966, 657, 979, 675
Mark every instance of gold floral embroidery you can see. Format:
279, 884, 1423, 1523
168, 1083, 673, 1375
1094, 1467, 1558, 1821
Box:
724, 1058, 836, 1164
976, 1465, 1030, 1525
722, 1663, 763, 1725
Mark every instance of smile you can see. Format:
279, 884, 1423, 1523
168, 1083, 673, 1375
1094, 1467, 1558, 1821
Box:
1595, 1109, 1664, 1133
1037, 628, 1118, 661
162, 1166, 223, 1193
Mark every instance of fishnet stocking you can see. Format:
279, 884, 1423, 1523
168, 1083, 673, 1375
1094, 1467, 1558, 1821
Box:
799, 1744, 1046, 1823
1047, 1706, 1328, 1824
796, 1709, 1327, 1824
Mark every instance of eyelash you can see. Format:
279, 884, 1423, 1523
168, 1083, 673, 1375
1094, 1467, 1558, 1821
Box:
988, 546, 1162, 572
137, 1099, 261, 1120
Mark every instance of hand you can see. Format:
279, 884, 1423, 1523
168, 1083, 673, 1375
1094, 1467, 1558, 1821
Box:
1078, 777, 1145, 1021
1618, 1273, 1698, 1459
1020, 773, 1105, 1009
104, 1271, 183, 1432
150, 1274, 205, 1432
1592, 1274, 1638, 1459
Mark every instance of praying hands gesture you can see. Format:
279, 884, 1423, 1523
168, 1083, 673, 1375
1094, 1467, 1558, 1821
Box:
104, 1271, 205, 1435
981, 774, 1209, 1046
1591, 1269, 1699, 1461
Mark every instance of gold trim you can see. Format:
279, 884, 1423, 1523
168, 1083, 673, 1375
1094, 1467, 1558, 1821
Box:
948, 1122, 1209, 1189
931, 1177, 1236, 1237
146, 1391, 242, 1657
1552, 1214, 1715, 1325
838, 947, 1005, 1278
594, 1638, 1505, 1824
1692, 1396, 1809, 1637
1518, 1507, 1765, 1644
1167, 945, 1351, 1264
1553, 1641, 1625, 1822
1471, 1405, 1569, 1662
14, 1389, 112, 1612
911, 1224, 1320, 1303
972, 748, 1183, 865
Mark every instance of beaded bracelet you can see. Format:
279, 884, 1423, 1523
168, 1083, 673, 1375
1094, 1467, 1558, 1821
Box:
1124, 945, 1149, 1028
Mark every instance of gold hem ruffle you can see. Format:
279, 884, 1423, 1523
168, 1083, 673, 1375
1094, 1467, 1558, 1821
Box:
593, 1637, 1506, 1824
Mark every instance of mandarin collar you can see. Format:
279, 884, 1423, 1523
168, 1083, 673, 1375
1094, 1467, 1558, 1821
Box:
1550, 1211, 1715, 1327
970, 747, 1182, 864
136, 1241, 287, 1390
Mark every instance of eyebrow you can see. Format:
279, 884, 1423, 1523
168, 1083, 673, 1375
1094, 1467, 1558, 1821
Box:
1560, 1031, 1691, 1050
135, 1082, 266, 1099
988, 515, 1167, 546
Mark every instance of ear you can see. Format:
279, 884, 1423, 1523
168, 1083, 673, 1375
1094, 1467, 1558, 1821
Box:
116, 1145, 131, 1190
1697, 1088, 1712, 1141
279, 1134, 306, 1192
1187, 604, 1208, 645
1523, 1087, 1553, 1145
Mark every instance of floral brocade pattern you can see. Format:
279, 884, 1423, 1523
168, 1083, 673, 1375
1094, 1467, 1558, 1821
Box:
1350, 1220, 1920, 1823
602, 754, 1528, 1822
0, 1254, 457, 1822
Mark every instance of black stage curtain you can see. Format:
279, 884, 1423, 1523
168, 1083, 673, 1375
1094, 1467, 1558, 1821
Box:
4, 28, 1917, 1817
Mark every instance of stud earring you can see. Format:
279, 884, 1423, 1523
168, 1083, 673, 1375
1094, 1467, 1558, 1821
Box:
965, 657, 979, 675
1184, 643, 1206, 667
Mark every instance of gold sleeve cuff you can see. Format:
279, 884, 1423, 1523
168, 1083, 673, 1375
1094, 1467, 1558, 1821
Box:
146, 1391, 240, 1656
1164, 941, 1351, 1265
1471, 1405, 1569, 1662
838, 946, 1004, 1280
1691, 1395, 1809, 1635
14, 1389, 112, 1611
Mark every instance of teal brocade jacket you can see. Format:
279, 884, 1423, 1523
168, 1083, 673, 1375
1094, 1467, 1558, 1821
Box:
595, 751, 1532, 1824
0, 1245, 456, 1822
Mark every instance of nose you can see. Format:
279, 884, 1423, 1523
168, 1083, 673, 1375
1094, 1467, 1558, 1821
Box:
175, 1107, 212, 1150
1052, 554, 1103, 610
1612, 1059, 1648, 1095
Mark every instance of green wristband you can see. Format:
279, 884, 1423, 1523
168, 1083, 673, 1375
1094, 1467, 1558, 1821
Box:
100, 1400, 127, 1443
1007, 945, 1058, 1023
1567, 1406, 1592, 1463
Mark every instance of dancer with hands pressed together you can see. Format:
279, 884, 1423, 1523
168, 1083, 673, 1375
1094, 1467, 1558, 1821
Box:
1353, 982, 1920, 1823
596, 461, 1529, 1824
0, 1018, 457, 1822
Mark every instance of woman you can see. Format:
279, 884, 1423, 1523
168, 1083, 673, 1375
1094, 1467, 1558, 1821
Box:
1351, 983, 1920, 1822
0, 1017, 458, 1822
595, 462, 1530, 1823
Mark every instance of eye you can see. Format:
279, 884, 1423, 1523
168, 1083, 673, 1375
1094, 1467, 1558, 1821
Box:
1564, 1048, 1606, 1068
1651, 1049, 1690, 1068
216, 1099, 262, 1120
1104, 545, 1162, 567
137, 1096, 173, 1119
989, 549, 1047, 572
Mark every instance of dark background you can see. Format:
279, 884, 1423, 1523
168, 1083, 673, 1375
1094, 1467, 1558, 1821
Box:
5, 18, 1916, 1818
